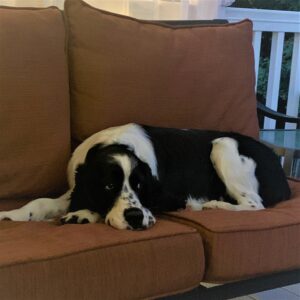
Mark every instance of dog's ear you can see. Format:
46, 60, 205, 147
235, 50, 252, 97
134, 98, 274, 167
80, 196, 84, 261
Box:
85, 143, 105, 163
69, 164, 90, 212
71, 163, 106, 213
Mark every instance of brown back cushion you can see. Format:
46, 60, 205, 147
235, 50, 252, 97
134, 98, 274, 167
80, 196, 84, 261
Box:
0, 7, 70, 199
65, 0, 259, 142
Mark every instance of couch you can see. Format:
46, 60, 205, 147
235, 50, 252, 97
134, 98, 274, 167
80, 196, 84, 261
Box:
0, 0, 299, 299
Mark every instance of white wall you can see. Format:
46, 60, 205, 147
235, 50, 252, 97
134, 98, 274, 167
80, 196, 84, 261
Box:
0, 0, 235, 19
0, 0, 64, 9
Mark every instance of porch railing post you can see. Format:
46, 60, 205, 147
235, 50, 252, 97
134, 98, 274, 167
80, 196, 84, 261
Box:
252, 31, 262, 89
264, 32, 285, 129
286, 33, 300, 129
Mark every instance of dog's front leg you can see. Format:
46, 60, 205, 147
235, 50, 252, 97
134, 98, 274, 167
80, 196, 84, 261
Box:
0, 190, 72, 221
59, 195, 101, 224
59, 177, 100, 224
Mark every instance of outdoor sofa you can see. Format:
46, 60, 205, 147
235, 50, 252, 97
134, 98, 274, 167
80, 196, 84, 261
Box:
0, 0, 299, 299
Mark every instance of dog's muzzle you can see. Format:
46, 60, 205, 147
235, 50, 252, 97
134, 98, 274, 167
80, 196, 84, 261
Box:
105, 197, 156, 230
123, 207, 155, 230
124, 208, 144, 230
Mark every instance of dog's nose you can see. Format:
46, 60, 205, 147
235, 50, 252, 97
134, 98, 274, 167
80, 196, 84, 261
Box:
124, 208, 145, 230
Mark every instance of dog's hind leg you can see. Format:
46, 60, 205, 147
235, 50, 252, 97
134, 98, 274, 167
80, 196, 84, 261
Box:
0, 190, 72, 221
203, 137, 264, 211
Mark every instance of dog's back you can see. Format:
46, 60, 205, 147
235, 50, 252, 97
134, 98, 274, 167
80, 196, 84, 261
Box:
143, 125, 291, 207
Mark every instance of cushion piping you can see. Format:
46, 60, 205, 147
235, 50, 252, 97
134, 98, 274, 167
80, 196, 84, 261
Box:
162, 214, 300, 234
65, 0, 252, 30
0, 5, 59, 10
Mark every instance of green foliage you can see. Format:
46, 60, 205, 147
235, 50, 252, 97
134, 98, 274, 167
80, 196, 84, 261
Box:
232, 0, 300, 11
257, 36, 293, 102
280, 38, 293, 100
233, 0, 298, 115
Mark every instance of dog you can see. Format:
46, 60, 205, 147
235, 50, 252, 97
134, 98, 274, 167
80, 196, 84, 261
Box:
0, 123, 291, 230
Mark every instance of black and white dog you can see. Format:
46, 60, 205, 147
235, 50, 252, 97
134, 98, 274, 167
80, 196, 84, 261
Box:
0, 123, 291, 230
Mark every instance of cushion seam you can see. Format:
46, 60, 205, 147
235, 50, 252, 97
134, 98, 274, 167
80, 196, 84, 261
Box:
162, 214, 300, 233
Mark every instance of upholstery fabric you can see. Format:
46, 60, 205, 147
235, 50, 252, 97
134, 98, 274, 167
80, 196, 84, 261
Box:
0, 6, 70, 199
164, 180, 300, 283
65, 0, 259, 142
0, 219, 204, 300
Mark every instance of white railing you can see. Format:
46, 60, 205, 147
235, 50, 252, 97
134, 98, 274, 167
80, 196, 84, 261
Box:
224, 7, 300, 129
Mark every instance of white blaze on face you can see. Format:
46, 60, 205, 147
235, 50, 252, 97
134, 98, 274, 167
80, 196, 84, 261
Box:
105, 154, 156, 230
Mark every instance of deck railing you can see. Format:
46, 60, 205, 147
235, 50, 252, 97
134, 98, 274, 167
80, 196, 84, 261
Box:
223, 7, 300, 130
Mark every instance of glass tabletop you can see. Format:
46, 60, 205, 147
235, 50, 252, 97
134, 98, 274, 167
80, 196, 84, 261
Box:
259, 129, 300, 151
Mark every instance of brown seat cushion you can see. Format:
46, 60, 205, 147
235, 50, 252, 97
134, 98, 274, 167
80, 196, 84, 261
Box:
65, 0, 259, 142
0, 219, 204, 300
0, 6, 70, 200
164, 180, 300, 283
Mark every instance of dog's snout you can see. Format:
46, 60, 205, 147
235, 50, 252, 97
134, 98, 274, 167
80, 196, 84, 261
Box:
124, 208, 145, 230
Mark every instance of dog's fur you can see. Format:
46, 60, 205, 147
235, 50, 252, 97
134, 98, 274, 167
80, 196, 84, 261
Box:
0, 124, 291, 230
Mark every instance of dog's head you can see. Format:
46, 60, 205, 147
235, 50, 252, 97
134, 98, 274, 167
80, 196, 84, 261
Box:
73, 144, 158, 230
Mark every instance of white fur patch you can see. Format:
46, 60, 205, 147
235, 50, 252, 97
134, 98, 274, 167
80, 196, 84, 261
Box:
0, 190, 71, 221
202, 200, 260, 211
185, 196, 207, 211
112, 154, 135, 179
141, 207, 156, 228
210, 137, 264, 210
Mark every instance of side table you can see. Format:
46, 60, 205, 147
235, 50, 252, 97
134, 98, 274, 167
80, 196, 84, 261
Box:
259, 129, 300, 178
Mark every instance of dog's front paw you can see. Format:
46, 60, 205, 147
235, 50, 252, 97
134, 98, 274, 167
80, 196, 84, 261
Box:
60, 210, 100, 225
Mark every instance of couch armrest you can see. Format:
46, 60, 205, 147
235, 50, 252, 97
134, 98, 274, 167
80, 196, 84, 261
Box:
257, 102, 300, 128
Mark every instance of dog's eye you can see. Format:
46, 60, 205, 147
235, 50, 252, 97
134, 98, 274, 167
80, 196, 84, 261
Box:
105, 184, 114, 191
136, 183, 141, 190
